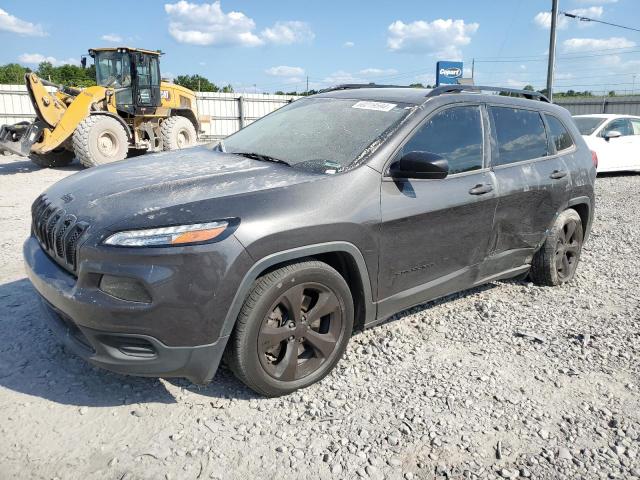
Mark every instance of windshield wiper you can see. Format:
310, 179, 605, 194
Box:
232, 151, 291, 167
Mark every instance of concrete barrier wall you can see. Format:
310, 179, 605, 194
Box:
555, 96, 640, 116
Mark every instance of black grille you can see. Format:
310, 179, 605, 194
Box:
31, 195, 88, 273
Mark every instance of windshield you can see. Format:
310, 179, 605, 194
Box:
95, 51, 132, 88
222, 97, 413, 173
573, 116, 606, 136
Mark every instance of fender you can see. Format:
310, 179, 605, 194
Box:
219, 241, 376, 338
567, 195, 593, 240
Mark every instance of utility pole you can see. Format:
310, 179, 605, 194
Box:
306, 76, 309, 96
546, 0, 559, 102
471, 59, 475, 82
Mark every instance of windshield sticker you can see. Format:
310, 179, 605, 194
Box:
352, 101, 397, 112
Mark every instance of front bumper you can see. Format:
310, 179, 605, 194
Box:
39, 297, 226, 383
22, 235, 250, 384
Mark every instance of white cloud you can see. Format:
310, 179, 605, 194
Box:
265, 65, 305, 77
534, 12, 568, 30
18, 53, 80, 66
261, 21, 314, 45
101, 33, 123, 43
343, 41, 355, 48
358, 68, 398, 76
562, 36, 635, 52
534, 7, 603, 30
164, 1, 313, 47
387, 19, 479, 58
164, 1, 262, 47
505, 79, 528, 88
323, 70, 363, 85
0, 8, 46, 36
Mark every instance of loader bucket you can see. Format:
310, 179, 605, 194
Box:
0, 121, 44, 157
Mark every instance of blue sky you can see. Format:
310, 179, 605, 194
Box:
1, 0, 639, 94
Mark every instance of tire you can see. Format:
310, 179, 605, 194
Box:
227, 260, 354, 397
29, 148, 74, 168
529, 209, 584, 286
72, 115, 129, 168
160, 116, 197, 151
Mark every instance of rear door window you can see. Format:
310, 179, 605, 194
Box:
544, 114, 574, 153
489, 106, 548, 166
400, 105, 484, 175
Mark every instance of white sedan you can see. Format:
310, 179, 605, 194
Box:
573, 114, 640, 173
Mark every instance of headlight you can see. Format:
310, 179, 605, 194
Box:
103, 221, 229, 247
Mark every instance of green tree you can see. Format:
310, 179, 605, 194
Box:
523, 85, 535, 91
221, 84, 234, 93
0, 63, 30, 84
409, 83, 425, 88
174, 74, 219, 92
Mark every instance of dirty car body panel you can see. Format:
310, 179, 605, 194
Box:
24, 88, 596, 384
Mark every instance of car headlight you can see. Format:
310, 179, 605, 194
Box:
103, 221, 229, 247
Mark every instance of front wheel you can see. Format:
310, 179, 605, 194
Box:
227, 260, 354, 397
29, 148, 75, 168
72, 115, 129, 167
529, 208, 584, 286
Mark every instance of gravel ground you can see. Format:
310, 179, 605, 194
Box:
0, 154, 638, 480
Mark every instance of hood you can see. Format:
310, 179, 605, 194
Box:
42, 147, 325, 230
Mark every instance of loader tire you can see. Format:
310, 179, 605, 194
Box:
161, 116, 197, 151
72, 115, 128, 168
29, 148, 75, 168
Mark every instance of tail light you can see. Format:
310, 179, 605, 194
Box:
591, 150, 598, 169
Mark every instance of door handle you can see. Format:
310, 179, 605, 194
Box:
468, 183, 493, 195
550, 170, 568, 179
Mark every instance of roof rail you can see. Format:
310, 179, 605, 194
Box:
319, 83, 414, 93
426, 85, 551, 103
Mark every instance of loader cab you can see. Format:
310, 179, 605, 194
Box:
90, 48, 161, 114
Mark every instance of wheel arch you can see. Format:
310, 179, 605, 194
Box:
169, 109, 199, 133
567, 196, 592, 241
220, 242, 375, 340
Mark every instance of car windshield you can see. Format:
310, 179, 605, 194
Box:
221, 97, 413, 173
573, 116, 606, 136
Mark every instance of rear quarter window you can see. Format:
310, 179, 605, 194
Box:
544, 114, 574, 153
489, 106, 548, 166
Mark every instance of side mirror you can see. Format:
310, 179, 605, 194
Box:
604, 130, 622, 140
390, 151, 449, 179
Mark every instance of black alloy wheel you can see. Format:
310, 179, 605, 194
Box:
227, 260, 354, 397
554, 217, 582, 282
258, 282, 343, 381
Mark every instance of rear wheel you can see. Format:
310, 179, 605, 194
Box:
160, 116, 197, 151
29, 148, 74, 168
227, 261, 354, 397
72, 115, 129, 167
530, 208, 584, 286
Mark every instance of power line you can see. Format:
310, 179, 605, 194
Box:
562, 12, 640, 33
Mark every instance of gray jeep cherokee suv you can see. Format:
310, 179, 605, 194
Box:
24, 85, 596, 396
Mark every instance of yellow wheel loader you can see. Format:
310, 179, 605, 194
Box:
0, 47, 205, 168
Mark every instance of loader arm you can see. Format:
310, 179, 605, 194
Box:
32, 86, 112, 155
0, 73, 113, 157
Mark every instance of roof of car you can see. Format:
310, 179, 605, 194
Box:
313, 87, 431, 105
573, 113, 640, 119
313, 85, 556, 109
